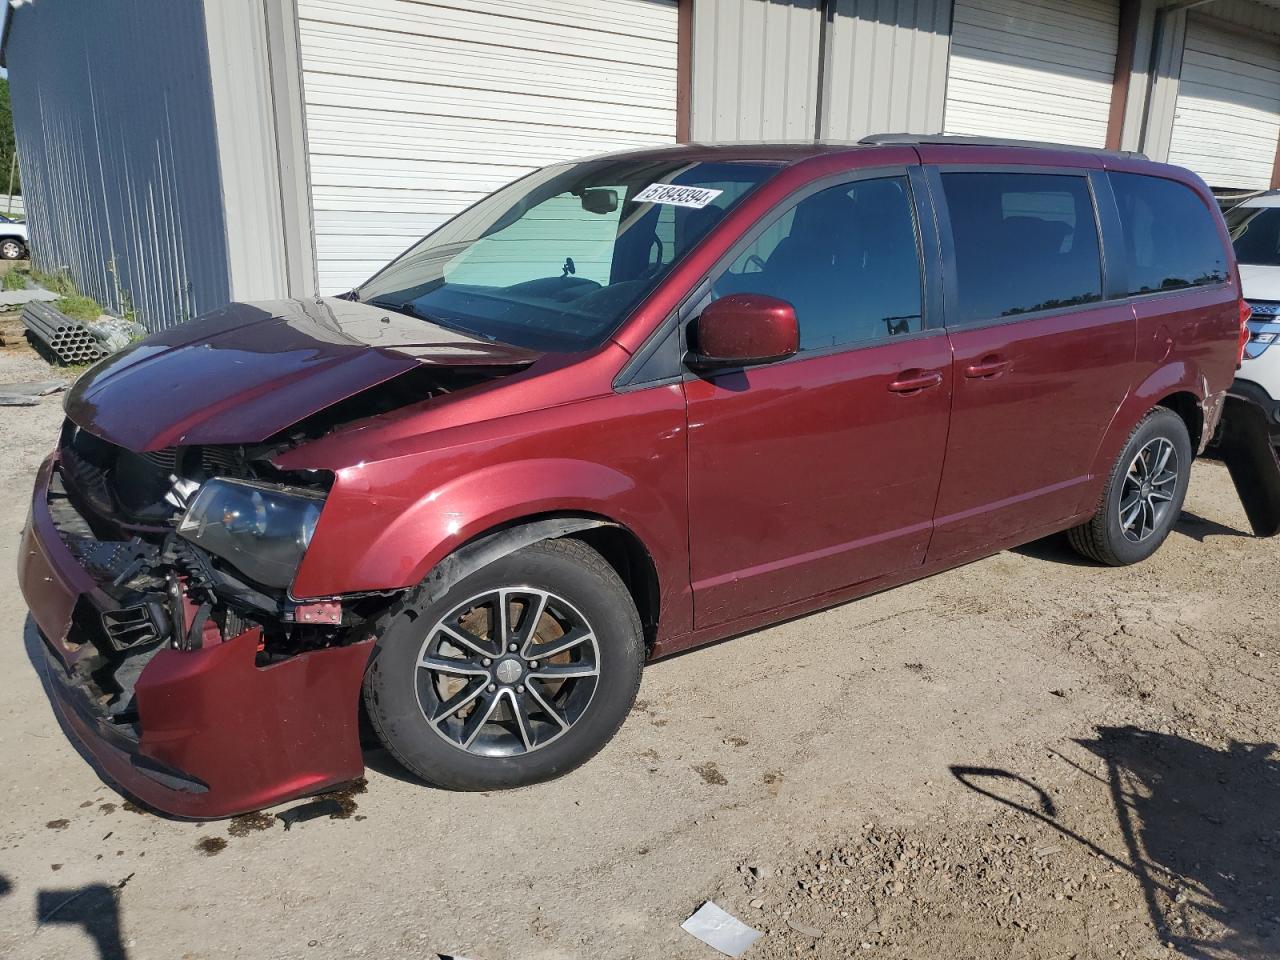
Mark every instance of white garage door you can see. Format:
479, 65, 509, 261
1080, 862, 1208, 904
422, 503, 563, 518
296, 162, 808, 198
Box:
296, 0, 679, 294
944, 0, 1118, 147
1167, 16, 1280, 192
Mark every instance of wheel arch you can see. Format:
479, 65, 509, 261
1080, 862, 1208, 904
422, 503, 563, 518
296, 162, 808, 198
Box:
1077, 362, 1211, 517
407, 511, 662, 652
1155, 390, 1204, 452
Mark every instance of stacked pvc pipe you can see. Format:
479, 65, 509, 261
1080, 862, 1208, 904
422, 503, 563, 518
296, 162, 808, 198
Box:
22, 301, 109, 365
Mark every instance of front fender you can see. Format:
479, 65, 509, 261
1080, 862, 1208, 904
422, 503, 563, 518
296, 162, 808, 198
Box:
287, 381, 691, 635
352, 457, 647, 587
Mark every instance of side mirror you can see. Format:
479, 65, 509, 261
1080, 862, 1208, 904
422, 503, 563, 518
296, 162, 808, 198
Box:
687, 294, 799, 371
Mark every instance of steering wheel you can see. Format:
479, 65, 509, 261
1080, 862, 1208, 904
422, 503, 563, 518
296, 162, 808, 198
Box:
744, 253, 767, 273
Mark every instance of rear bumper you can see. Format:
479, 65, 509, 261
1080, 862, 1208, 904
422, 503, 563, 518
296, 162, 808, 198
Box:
19, 453, 374, 819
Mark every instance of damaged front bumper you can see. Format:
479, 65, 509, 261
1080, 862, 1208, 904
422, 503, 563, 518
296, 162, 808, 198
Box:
18, 453, 374, 819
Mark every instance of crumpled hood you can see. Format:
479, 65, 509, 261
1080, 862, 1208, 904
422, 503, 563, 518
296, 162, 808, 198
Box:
64, 297, 540, 451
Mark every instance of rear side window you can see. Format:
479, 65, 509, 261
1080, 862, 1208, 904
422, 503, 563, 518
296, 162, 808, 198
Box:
1109, 172, 1228, 294
940, 172, 1103, 325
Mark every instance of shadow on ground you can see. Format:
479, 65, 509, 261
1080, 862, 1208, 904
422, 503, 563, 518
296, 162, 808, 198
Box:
1013, 510, 1253, 566
36, 881, 130, 960
1174, 511, 1252, 543
4, 867, 130, 960
953, 727, 1280, 958
1010, 531, 1096, 566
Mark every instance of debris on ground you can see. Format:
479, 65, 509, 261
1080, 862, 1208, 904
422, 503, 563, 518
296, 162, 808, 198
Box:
195, 837, 228, 856
227, 811, 276, 837
275, 778, 369, 830
0, 287, 57, 309
20, 301, 142, 365
84, 315, 144, 354
682, 901, 763, 958
0, 377, 66, 406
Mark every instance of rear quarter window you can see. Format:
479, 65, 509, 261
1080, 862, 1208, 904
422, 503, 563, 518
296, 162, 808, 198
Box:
1108, 172, 1229, 295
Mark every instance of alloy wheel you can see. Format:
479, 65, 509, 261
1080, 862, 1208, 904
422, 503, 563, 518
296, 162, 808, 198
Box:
1, 240, 21, 259
1118, 437, 1179, 543
414, 587, 600, 758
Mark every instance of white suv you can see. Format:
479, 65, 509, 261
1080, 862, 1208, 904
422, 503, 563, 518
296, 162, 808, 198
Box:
0, 213, 29, 260
1227, 192, 1280, 438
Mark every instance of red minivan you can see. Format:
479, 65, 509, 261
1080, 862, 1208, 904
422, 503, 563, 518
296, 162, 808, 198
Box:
19, 136, 1246, 817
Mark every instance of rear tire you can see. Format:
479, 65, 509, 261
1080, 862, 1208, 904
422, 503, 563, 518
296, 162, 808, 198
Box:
363, 538, 644, 791
1067, 407, 1192, 566
0, 238, 25, 260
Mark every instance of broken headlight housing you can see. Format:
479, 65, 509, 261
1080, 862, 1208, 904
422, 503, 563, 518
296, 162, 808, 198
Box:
177, 478, 324, 590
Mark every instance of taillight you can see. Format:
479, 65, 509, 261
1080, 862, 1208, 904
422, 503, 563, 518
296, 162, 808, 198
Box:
1239, 298, 1253, 367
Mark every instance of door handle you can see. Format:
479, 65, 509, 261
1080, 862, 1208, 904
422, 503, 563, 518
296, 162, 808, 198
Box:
888, 369, 944, 394
964, 355, 1011, 379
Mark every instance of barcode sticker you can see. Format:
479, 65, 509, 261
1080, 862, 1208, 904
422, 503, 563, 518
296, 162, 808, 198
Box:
633, 183, 724, 209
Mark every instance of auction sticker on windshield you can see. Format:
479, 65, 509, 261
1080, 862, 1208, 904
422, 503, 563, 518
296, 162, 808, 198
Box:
633, 184, 724, 209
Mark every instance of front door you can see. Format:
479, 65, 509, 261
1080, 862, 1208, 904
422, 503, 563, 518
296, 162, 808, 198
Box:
925, 169, 1137, 560
684, 173, 952, 629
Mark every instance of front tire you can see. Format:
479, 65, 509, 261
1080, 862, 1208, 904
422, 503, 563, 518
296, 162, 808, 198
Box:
0, 238, 25, 260
363, 538, 644, 791
1068, 407, 1192, 566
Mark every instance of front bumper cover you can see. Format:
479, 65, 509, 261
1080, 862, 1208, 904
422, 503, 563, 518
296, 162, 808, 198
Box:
19, 453, 374, 819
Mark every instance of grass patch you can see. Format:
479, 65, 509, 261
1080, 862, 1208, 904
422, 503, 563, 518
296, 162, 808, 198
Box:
60, 361, 97, 379
31, 269, 79, 298
2, 267, 26, 291
54, 295, 102, 322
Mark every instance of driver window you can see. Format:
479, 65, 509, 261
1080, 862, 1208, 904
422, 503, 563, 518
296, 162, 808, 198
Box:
712, 176, 924, 351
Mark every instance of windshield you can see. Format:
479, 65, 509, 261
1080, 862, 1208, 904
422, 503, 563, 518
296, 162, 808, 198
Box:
356, 158, 780, 351
1228, 204, 1280, 267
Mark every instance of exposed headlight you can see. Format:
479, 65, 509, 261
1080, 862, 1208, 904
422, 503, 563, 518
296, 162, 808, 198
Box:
177, 478, 324, 590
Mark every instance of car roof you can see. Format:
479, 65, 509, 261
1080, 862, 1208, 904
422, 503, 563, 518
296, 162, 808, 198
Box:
587, 134, 1149, 168
580, 135, 1195, 188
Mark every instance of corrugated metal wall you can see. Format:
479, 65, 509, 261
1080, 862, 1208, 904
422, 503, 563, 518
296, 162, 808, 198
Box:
1204, 0, 1280, 36
5, 0, 231, 330
821, 0, 952, 140
690, 0, 822, 141
1167, 12, 1280, 189
203, 0, 294, 303
296, 0, 680, 295
944, 0, 1120, 147
690, 0, 950, 142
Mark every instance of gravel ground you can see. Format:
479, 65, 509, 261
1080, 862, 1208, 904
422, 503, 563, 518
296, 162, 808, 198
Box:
0, 331, 1276, 960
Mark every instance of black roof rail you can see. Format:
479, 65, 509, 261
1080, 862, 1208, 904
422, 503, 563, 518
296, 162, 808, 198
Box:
858, 133, 1148, 162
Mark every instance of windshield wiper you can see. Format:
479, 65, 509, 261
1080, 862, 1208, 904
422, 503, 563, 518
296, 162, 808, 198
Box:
364, 297, 487, 339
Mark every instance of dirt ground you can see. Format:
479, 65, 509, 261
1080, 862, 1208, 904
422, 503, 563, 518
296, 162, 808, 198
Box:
0, 328, 1277, 960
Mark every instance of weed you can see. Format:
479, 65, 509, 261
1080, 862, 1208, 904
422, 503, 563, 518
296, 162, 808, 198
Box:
31, 269, 78, 298
53, 295, 102, 322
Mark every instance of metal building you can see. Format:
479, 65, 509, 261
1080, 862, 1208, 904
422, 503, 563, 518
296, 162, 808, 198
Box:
4, 0, 1280, 330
